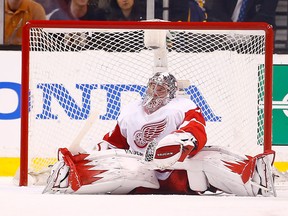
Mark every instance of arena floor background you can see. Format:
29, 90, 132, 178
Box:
1, 177, 288, 216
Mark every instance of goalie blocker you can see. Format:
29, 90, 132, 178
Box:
43, 144, 276, 197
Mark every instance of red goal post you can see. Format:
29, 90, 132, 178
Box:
19, 21, 274, 186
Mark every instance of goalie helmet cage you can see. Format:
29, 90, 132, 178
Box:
19, 20, 273, 186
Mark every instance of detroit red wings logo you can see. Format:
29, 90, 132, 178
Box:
133, 118, 167, 148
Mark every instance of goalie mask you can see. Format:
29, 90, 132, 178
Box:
142, 72, 178, 114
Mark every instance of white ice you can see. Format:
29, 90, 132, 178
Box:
1, 177, 288, 216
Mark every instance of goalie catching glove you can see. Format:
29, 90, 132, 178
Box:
146, 131, 198, 170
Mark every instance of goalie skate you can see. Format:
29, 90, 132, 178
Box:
251, 151, 276, 197
42, 161, 70, 194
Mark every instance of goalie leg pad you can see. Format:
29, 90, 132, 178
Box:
182, 147, 276, 196
44, 148, 160, 194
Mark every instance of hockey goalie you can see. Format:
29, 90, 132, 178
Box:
43, 72, 276, 196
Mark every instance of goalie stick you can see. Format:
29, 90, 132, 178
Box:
69, 109, 99, 155
20, 109, 100, 186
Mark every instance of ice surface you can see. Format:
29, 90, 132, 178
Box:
1, 177, 288, 216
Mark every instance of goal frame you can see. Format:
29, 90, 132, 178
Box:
20, 20, 274, 186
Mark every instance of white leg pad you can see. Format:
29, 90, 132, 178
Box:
44, 149, 160, 194
177, 146, 276, 196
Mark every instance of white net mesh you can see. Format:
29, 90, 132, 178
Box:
21, 22, 271, 184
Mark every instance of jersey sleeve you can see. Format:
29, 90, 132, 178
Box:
177, 107, 207, 156
102, 124, 130, 150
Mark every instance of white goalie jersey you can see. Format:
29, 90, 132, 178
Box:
101, 97, 207, 156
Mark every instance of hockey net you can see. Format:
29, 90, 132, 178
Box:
18, 20, 277, 186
